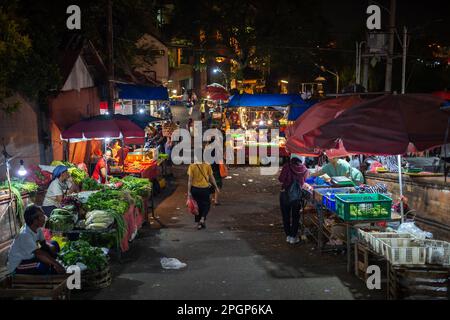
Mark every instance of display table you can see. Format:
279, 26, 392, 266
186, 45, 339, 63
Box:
305, 186, 401, 273
365, 172, 450, 241
121, 204, 145, 253
124, 160, 159, 180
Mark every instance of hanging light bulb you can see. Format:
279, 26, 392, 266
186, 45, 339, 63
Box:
18, 160, 27, 177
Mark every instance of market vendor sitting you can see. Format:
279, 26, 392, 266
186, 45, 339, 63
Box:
92, 149, 112, 184
42, 165, 76, 217
6, 205, 65, 275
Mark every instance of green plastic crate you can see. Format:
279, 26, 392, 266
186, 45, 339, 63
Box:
335, 193, 392, 221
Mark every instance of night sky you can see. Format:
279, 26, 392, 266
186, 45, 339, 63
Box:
321, 0, 450, 44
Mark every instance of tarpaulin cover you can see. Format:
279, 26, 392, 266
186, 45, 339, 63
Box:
116, 83, 169, 101
89, 114, 163, 129
308, 94, 447, 155
61, 115, 144, 141
287, 100, 318, 121
227, 94, 307, 108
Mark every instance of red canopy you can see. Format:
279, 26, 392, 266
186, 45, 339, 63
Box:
61, 118, 145, 141
307, 94, 447, 155
285, 95, 363, 156
206, 83, 229, 101
432, 91, 450, 100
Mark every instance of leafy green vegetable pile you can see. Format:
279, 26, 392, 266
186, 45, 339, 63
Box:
0, 179, 39, 194
59, 240, 108, 271
85, 190, 130, 214
111, 176, 152, 198
109, 176, 152, 211
81, 177, 103, 191
85, 190, 129, 243
0, 180, 39, 225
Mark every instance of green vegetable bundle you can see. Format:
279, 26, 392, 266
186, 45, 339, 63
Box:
59, 240, 108, 271
68, 168, 88, 185
51, 161, 76, 168
49, 209, 75, 232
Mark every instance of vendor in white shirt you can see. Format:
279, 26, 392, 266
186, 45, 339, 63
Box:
42, 165, 76, 216
6, 205, 65, 275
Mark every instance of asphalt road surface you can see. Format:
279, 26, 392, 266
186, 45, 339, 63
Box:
77, 164, 384, 300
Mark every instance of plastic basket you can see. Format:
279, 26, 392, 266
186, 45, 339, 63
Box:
368, 232, 414, 251
384, 243, 427, 265
377, 238, 418, 256
335, 193, 392, 221
416, 240, 450, 266
323, 194, 337, 212
357, 229, 372, 244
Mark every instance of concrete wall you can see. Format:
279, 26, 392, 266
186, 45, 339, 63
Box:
366, 173, 450, 241
0, 95, 41, 180
135, 34, 169, 84
48, 87, 101, 162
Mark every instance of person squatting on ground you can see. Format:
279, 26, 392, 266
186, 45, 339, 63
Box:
278, 154, 310, 244
187, 160, 220, 230
7, 205, 65, 275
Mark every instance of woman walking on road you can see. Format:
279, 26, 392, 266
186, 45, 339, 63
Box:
278, 154, 309, 244
188, 161, 220, 230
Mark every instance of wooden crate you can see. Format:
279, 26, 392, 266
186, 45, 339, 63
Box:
0, 275, 70, 300
354, 242, 387, 282
81, 266, 112, 291
388, 264, 450, 300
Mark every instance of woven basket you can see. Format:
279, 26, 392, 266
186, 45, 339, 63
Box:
81, 265, 112, 291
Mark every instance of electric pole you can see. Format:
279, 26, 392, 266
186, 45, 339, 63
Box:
401, 26, 408, 94
107, 0, 115, 115
384, 0, 397, 93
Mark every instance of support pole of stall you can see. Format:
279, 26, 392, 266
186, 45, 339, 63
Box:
398, 155, 405, 223
105, 139, 109, 184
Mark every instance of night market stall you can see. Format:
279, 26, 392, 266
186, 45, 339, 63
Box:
224, 94, 315, 164
288, 93, 450, 299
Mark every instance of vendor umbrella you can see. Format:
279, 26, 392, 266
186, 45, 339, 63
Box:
304, 93, 447, 222
61, 116, 145, 141
285, 95, 363, 156
206, 83, 229, 101
309, 94, 447, 154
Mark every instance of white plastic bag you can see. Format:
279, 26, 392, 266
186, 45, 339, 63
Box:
397, 222, 433, 239
160, 258, 187, 270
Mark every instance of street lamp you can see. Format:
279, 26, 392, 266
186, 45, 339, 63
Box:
315, 64, 340, 96
213, 67, 229, 90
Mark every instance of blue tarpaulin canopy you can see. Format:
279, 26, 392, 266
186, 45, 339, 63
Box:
288, 100, 318, 121
227, 94, 307, 108
116, 83, 169, 101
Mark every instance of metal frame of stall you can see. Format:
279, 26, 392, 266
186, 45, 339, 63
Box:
304, 185, 402, 273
